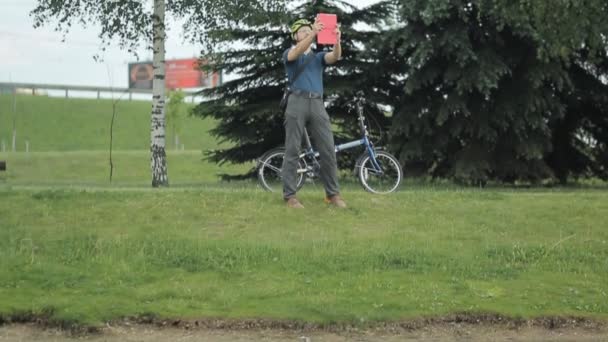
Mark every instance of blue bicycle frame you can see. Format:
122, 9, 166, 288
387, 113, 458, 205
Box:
299, 104, 384, 175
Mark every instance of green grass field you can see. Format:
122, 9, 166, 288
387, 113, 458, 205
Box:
0, 151, 251, 186
0, 95, 607, 327
1, 186, 607, 326
0, 94, 217, 152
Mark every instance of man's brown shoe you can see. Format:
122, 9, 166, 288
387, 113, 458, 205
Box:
325, 194, 347, 208
286, 197, 305, 209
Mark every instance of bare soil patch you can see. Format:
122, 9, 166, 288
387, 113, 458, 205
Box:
1, 315, 606, 341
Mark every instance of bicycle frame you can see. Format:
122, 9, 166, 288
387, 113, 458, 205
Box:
298, 99, 383, 174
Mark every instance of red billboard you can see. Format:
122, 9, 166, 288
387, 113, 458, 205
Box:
128, 58, 221, 90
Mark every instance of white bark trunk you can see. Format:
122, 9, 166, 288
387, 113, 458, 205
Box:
151, 0, 169, 187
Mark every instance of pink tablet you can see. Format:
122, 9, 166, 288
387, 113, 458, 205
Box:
317, 13, 337, 45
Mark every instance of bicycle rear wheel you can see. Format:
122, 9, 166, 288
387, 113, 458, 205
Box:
257, 148, 306, 192
356, 150, 402, 194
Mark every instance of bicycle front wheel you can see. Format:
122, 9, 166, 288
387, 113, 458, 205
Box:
257, 148, 306, 192
356, 150, 403, 194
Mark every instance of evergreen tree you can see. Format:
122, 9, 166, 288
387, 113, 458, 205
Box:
386, 0, 608, 184
547, 54, 608, 183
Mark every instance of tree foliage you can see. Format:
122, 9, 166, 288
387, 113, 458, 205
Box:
31, 0, 608, 184
386, 0, 608, 184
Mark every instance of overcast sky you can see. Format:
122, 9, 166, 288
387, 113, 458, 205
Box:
0, 0, 382, 89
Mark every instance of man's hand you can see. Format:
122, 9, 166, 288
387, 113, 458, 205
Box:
335, 24, 341, 44
324, 24, 342, 65
312, 18, 324, 36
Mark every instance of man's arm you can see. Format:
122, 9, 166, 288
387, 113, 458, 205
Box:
324, 25, 342, 65
287, 19, 324, 62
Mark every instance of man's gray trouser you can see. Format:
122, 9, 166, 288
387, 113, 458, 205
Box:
282, 94, 340, 200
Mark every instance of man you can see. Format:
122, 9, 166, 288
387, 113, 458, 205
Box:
282, 17, 346, 209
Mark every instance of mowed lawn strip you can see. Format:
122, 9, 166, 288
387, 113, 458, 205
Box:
0, 187, 607, 325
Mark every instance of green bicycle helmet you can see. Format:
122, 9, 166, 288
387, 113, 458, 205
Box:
290, 18, 312, 40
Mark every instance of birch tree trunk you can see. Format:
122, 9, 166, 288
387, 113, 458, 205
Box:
150, 0, 169, 187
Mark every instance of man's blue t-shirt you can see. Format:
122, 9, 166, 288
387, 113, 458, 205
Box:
283, 48, 327, 95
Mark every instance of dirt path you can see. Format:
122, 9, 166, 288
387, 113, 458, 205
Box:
1, 323, 607, 341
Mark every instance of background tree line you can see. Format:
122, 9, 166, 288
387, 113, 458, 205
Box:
195, 0, 608, 185
31, 0, 608, 185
